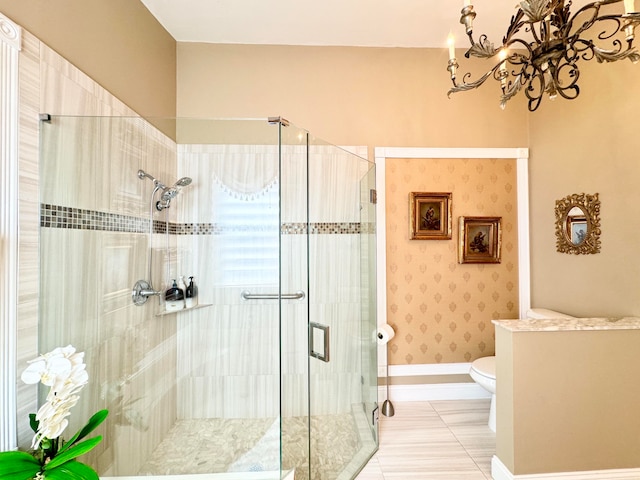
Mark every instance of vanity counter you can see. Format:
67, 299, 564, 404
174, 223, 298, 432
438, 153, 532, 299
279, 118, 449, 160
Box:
493, 316, 640, 332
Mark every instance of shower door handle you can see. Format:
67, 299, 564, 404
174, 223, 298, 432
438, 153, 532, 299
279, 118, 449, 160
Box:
310, 322, 330, 362
241, 290, 306, 300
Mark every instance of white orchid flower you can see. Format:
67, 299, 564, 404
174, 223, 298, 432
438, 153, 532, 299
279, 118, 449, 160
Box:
32, 400, 73, 448
21, 345, 82, 386
21, 345, 89, 447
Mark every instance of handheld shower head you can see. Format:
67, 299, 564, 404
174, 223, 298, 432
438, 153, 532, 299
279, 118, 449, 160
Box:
157, 176, 193, 210
160, 177, 192, 201
174, 177, 192, 188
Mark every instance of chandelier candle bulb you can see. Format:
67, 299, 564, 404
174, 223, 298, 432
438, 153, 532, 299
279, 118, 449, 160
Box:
448, 33, 456, 60
499, 50, 507, 72
625, 0, 635, 14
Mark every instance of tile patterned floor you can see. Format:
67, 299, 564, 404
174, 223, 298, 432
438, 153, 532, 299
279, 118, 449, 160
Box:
356, 399, 495, 480
139, 413, 361, 479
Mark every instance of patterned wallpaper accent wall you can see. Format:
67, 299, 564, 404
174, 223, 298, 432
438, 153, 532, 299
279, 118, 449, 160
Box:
385, 157, 519, 365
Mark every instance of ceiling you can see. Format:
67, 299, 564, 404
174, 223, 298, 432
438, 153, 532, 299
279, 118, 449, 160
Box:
139, 0, 536, 49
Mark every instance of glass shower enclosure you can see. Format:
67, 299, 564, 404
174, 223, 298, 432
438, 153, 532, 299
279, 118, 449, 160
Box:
37, 116, 378, 479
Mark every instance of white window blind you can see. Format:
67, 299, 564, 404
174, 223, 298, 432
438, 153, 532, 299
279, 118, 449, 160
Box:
212, 181, 279, 286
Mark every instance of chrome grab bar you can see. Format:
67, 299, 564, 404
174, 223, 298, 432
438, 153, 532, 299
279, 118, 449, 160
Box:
241, 290, 305, 300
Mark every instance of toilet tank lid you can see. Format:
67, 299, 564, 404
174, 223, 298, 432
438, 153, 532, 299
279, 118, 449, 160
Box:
526, 308, 575, 319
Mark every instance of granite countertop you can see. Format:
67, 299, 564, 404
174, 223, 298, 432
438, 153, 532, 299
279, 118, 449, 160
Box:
492, 317, 640, 332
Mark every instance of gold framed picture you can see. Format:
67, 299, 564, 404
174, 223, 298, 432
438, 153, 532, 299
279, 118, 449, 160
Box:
458, 216, 502, 264
409, 192, 452, 240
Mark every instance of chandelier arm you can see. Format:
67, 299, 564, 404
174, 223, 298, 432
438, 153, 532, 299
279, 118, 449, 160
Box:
447, 69, 495, 97
594, 17, 626, 40
571, 38, 598, 60
526, 94, 543, 112
500, 75, 522, 106
529, 17, 547, 46
552, 63, 580, 99
466, 34, 500, 59
593, 42, 640, 61
504, 38, 535, 59
563, 2, 603, 38
572, 35, 640, 62
503, 8, 526, 44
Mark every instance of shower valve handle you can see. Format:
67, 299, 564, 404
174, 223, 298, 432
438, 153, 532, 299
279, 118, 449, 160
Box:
132, 279, 160, 306
140, 288, 160, 297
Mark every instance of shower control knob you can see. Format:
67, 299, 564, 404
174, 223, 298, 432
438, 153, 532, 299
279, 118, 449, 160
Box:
132, 279, 159, 306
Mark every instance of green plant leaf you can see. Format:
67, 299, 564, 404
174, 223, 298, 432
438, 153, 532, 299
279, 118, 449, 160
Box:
44, 461, 99, 480
44, 436, 102, 470
58, 409, 108, 454
0, 451, 41, 479
0, 470, 41, 480
29, 412, 39, 433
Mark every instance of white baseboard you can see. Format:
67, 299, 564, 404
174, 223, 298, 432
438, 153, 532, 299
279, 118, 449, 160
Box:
492, 455, 640, 479
379, 382, 491, 402
379, 362, 474, 378
377, 362, 491, 402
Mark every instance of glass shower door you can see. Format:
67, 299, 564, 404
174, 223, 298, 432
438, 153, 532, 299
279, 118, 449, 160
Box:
278, 120, 311, 479
305, 136, 378, 479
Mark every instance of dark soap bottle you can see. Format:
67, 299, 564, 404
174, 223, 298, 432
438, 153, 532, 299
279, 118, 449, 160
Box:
185, 276, 198, 308
165, 279, 184, 311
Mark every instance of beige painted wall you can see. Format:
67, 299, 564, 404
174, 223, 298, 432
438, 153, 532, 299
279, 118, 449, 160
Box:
497, 325, 640, 475
385, 158, 519, 365
528, 59, 640, 317
176, 43, 530, 149
0, 0, 176, 120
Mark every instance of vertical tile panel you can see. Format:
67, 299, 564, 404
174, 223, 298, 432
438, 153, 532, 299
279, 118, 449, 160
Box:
15, 29, 40, 448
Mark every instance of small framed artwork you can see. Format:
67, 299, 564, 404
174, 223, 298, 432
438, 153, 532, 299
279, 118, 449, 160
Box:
409, 192, 452, 240
458, 216, 502, 264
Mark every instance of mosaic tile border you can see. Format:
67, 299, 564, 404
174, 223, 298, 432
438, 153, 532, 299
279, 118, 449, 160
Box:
40, 204, 374, 235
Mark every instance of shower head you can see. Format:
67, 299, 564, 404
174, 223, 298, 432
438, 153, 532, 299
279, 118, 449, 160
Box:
160, 177, 192, 201
157, 176, 192, 210
138, 170, 192, 210
174, 177, 192, 188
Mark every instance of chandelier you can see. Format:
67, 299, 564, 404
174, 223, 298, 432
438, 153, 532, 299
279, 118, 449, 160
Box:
446, 0, 640, 111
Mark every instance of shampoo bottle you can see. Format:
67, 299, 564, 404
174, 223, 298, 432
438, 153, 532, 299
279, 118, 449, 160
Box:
185, 276, 198, 308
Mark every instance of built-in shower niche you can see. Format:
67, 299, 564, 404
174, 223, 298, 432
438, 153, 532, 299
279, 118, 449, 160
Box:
38, 116, 377, 479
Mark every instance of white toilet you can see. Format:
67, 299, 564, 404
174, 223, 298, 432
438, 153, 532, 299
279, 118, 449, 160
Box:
470, 308, 575, 432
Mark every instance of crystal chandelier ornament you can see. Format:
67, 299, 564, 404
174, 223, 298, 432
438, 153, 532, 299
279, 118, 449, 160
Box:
447, 0, 640, 111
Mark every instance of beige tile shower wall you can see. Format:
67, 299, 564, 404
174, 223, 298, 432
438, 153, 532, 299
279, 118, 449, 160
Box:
14, 25, 180, 475
39, 116, 178, 475
385, 157, 519, 365
176, 144, 282, 420
176, 144, 367, 418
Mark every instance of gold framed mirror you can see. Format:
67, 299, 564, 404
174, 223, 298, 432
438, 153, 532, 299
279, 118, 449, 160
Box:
555, 193, 601, 255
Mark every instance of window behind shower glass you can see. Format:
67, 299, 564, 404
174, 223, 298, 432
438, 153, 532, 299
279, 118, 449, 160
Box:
211, 180, 279, 286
